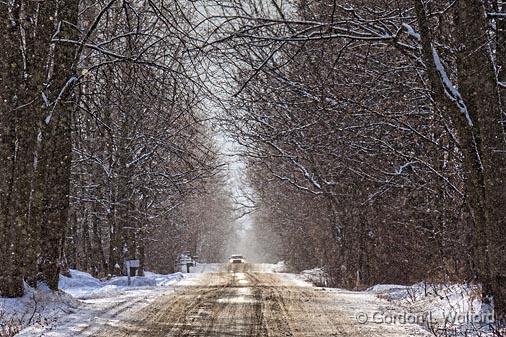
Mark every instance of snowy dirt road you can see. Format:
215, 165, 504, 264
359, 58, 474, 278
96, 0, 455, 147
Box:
20, 264, 430, 337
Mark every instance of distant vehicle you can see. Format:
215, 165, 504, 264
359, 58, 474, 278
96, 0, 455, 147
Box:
229, 254, 245, 264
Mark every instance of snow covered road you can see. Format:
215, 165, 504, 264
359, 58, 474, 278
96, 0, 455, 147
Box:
17, 264, 430, 336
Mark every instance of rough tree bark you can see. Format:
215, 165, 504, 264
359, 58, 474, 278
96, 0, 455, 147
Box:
0, 1, 24, 297
0, 0, 56, 296
455, 0, 506, 317
0, 0, 79, 295
415, 0, 506, 317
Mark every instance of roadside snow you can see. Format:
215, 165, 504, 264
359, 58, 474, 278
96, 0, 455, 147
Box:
188, 262, 223, 273
275, 266, 503, 336
250, 261, 286, 273
1, 269, 187, 336
0, 283, 78, 336
58, 269, 184, 300
367, 284, 411, 300
58, 270, 101, 289
369, 282, 502, 336
269, 261, 286, 273
275, 272, 314, 288
300, 267, 329, 286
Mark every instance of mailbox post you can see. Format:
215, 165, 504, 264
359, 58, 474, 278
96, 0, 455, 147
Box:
177, 253, 194, 273
125, 259, 140, 286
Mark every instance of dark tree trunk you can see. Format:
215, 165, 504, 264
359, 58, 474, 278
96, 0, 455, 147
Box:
415, 0, 506, 317
496, 1, 506, 106
36, 0, 78, 291
91, 211, 107, 276
0, 0, 79, 295
455, 0, 506, 317
0, 0, 57, 296
0, 1, 24, 297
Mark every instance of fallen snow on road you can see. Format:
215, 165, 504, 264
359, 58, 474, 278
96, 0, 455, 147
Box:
289, 267, 504, 336
15, 266, 432, 337
9, 264, 501, 337
1, 268, 188, 336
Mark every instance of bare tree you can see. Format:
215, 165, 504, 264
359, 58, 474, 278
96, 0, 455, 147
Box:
0, 0, 79, 296
202, 0, 505, 316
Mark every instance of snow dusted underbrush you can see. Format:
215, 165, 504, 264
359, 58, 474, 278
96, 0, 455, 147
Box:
0, 284, 78, 337
368, 282, 505, 337
296, 267, 504, 336
0, 269, 184, 336
300, 267, 330, 287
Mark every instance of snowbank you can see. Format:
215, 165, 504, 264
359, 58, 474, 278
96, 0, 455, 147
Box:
369, 282, 502, 336
367, 284, 411, 300
1, 269, 185, 336
0, 283, 78, 336
58, 269, 184, 299
300, 267, 329, 286
188, 263, 223, 273
58, 270, 101, 289
248, 261, 287, 273
270, 261, 287, 273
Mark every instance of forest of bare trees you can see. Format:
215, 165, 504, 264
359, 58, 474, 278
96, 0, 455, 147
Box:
0, 0, 235, 299
1, 0, 505, 324
204, 0, 506, 318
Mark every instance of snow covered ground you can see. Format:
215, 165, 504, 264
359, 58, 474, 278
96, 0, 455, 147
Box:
293, 267, 504, 336
0, 283, 78, 337
299, 267, 329, 286
58, 269, 184, 300
368, 282, 502, 336
4, 263, 504, 337
1, 262, 283, 336
0, 268, 188, 336
9, 264, 431, 337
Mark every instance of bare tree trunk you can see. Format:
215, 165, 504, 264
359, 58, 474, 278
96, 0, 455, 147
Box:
68, 211, 78, 269
496, 1, 506, 120
91, 210, 107, 276
0, 0, 78, 294
0, 0, 58, 296
0, 1, 24, 297
415, 0, 506, 316
36, 0, 78, 290
455, 0, 506, 317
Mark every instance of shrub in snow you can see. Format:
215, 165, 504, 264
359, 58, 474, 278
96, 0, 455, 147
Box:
0, 282, 78, 337
369, 282, 505, 336
301, 268, 329, 287
0, 310, 22, 337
